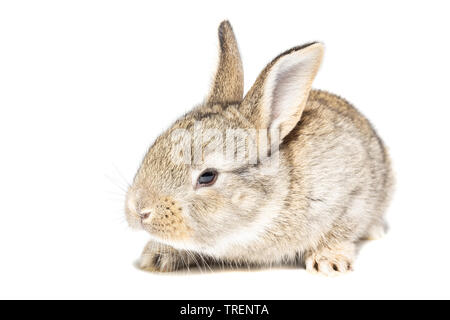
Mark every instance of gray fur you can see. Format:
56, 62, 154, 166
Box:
126, 22, 394, 275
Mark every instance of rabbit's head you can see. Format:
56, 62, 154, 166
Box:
125, 21, 323, 255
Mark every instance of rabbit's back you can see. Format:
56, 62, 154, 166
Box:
281, 90, 394, 248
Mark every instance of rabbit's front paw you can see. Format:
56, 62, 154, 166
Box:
139, 242, 184, 272
305, 242, 355, 276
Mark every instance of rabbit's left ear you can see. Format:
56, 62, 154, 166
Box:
241, 43, 324, 140
206, 21, 244, 105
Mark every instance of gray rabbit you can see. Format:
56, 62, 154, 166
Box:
125, 21, 394, 275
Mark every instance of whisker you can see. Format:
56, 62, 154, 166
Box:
105, 173, 128, 193
112, 163, 132, 188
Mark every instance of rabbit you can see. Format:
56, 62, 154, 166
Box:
125, 21, 394, 275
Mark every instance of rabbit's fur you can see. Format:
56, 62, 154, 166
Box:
125, 21, 394, 275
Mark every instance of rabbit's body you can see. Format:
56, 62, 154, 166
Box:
169, 90, 392, 265
218, 89, 393, 263
126, 22, 394, 274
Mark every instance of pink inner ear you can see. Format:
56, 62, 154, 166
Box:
270, 61, 306, 123
241, 42, 323, 137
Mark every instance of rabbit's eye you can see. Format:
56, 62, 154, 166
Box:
197, 169, 218, 187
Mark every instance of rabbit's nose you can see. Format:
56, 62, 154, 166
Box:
139, 209, 152, 220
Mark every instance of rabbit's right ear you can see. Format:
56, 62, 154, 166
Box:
240, 43, 324, 140
206, 21, 244, 105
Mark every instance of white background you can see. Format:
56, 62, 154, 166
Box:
1, 0, 449, 299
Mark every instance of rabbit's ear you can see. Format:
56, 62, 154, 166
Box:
206, 21, 244, 105
240, 43, 323, 140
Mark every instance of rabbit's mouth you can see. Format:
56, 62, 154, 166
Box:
140, 216, 191, 242
126, 186, 193, 243
128, 194, 192, 242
